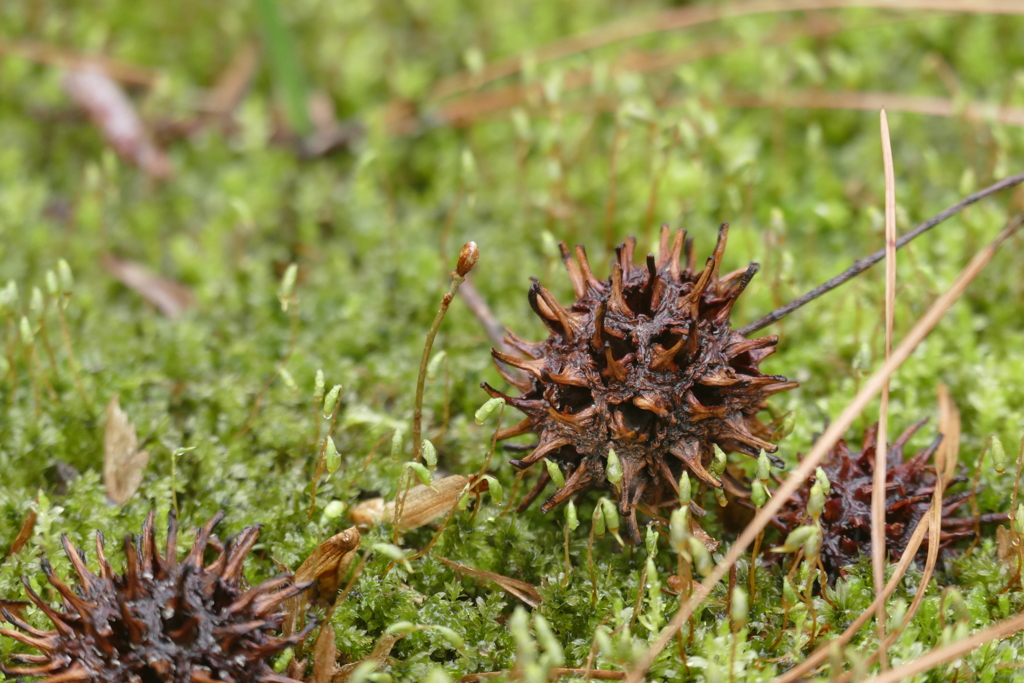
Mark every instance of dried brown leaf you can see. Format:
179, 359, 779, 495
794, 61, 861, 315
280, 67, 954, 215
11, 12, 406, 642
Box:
5, 509, 36, 558
103, 395, 149, 506
102, 254, 195, 319
354, 476, 469, 531
201, 42, 259, 117
63, 66, 171, 179
311, 623, 337, 683
435, 556, 542, 608
332, 633, 403, 682
283, 527, 361, 635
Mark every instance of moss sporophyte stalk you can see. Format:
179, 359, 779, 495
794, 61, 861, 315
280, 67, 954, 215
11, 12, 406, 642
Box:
484, 223, 796, 544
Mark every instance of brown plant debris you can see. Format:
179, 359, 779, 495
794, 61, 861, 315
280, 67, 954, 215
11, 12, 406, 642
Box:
435, 556, 542, 608
764, 421, 1009, 580
102, 254, 196, 319
485, 224, 795, 542
103, 395, 150, 506
0, 510, 313, 683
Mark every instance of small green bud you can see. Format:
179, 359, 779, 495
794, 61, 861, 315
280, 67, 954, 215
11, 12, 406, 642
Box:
1014, 504, 1024, 535
475, 397, 505, 424
544, 458, 565, 488
645, 523, 658, 558
433, 626, 464, 649
533, 615, 564, 667
731, 586, 749, 630
372, 543, 413, 572
803, 526, 821, 563
808, 483, 826, 521
273, 647, 294, 673
712, 444, 727, 475
678, 471, 691, 506
751, 479, 767, 508
277, 263, 298, 310
670, 507, 688, 551
992, 436, 1007, 474
279, 367, 296, 391
323, 500, 346, 519
57, 260, 73, 296
815, 466, 831, 495
715, 487, 727, 508
324, 436, 340, 474
593, 503, 607, 537
457, 489, 470, 511
606, 449, 623, 488
46, 270, 59, 297
482, 475, 503, 504
565, 500, 579, 531
756, 450, 771, 482
427, 351, 447, 380
405, 462, 433, 488
313, 369, 325, 405
391, 429, 404, 459
19, 316, 33, 346
773, 412, 796, 439
946, 588, 969, 623
783, 576, 798, 604
601, 498, 621, 537
323, 384, 342, 417
773, 525, 818, 554
0, 280, 17, 314
422, 440, 437, 469
687, 537, 713, 576
30, 287, 44, 318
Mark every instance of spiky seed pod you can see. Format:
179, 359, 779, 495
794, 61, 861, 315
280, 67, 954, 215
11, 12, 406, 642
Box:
485, 224, 796, 543
0, 510, 313, 683
764, 420, 1009, 580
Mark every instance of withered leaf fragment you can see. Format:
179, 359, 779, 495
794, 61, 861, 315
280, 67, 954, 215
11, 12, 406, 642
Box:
0, 510, 313, 683
487, 225, 795, 542
103, 395, 150, 505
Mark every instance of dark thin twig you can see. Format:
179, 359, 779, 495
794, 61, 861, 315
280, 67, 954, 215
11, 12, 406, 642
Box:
738, 170, 1024, 335
458, 277, 512, 354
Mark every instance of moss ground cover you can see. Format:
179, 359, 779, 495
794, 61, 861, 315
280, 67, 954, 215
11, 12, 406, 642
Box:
2, 1, 1024, 680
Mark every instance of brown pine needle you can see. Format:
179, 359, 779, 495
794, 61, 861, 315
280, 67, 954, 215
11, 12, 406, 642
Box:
871, 108, 897, 669
622, 213, 1024, 683
857, 612, 1024, 683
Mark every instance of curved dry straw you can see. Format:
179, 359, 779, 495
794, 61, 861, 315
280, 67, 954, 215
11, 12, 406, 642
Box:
623, 211, 1024, 683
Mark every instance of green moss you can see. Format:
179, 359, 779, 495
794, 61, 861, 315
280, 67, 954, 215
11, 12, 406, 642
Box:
3, 1, 1024, 680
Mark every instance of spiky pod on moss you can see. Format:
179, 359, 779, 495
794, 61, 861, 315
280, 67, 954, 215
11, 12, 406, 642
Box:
484, 224, 796, 543
0, 511, 312, 683
763, 420, 1009, 580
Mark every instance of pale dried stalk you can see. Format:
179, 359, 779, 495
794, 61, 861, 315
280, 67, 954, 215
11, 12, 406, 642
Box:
858, 611, 1024, 683
871, 108, 897, 669
623, 214, 1024, 683
832, 385, 961, 682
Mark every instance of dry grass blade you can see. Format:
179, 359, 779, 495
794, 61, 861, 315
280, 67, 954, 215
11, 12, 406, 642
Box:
871, 108, 897, 669
721, 90, 1024, 127
103, 395, 150, 506
623, 213, 1024, 683
64, 66, 171, 180
435, 556, 542, 608
858, 612, 1024, 683
0, 40, 159, 86
102, 254, 195, 319
428, 0, 1024, 101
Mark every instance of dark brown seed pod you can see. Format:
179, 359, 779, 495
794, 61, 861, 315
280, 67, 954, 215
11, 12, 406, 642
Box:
763, 420, 1009, 580
0, 510, 313, 683
485, 224, 796, 543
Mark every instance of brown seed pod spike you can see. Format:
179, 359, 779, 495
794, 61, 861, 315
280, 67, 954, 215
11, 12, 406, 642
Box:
766, 421, 1010, 580
0, 510, 313, 683
487, 225, 796, 543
